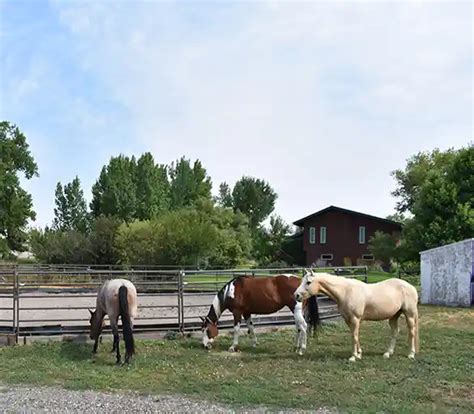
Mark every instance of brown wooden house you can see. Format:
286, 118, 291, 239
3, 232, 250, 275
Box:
293, 206, 402, 267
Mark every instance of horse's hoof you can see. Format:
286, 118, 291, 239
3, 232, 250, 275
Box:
228, 346, 237, 352
356, 353, 362, 360
348, 356, 356, 362
383, 352, 391, 359
407, 353, 415, 360
298, 350, 304, 356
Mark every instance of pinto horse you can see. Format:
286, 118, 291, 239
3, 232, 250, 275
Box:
295, 269, 419, 361
89, 279, 138, 364
200, 274, 320, 355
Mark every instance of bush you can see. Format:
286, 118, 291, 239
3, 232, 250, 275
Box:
115, 202, 252, 266
30, 228, 94, 264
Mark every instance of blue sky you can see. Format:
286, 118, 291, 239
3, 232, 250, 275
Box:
1, 0, 472, 228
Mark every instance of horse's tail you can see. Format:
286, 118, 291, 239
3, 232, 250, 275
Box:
415, 312, 420, 353
119, 285, 135, 357
303, 295, 320, 336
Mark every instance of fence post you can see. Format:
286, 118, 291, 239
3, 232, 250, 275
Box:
13, 266, 19, 344
178, 270, 184, 333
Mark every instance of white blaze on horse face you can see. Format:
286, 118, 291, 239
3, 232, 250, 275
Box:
202, 330, 211, 348
295, 273, 312, 301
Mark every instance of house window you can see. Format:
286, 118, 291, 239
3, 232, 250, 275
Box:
320, 226, 327, 244
359, 226, 366, 244
362, 254, 374, 260
321, 253, 333, 260
309, 227, 316, 244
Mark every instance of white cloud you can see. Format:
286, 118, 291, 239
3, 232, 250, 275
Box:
12, 1, 474, 225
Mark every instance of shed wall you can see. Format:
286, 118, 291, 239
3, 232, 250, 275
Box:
420, 239, 473, 307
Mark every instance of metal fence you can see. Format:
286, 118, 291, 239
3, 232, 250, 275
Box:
0, 265, 368, 342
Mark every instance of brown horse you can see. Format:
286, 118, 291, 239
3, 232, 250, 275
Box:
89, 279, 138, 364
200, 274, 319, 355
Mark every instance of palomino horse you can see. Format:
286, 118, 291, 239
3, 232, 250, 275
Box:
294, 269, 419, 361
89, 279, 138, 364
200, 274, 319, 355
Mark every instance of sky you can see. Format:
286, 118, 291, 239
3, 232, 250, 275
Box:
0, 0, 472, 229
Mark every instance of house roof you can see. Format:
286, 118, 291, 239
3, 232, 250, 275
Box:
293, 205, 402, 228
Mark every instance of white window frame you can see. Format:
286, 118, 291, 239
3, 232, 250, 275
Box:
309, 227, 316, 244
321, 253, 333, 260
362, 254, 374, 260
320, 226, 327, 244
359, 226, 366, 244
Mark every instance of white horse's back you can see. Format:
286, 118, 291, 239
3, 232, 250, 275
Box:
362, 278, 418, 321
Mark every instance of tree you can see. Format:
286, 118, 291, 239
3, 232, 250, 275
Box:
216, 182, 233, 207
252, 215, 292, 265
115, 201, 252, 267
392, 145, 474, 260
232, 176, 277, 229
29, 228, 94, 264
368, 231, 398, 264
89, 216, 122, 264
53, 177, 89, 233
90, 155, 138, 221
0, 122, 38, 256
135, 152, 170, 219
168, 157, 212, 209
391, 148, 457, 213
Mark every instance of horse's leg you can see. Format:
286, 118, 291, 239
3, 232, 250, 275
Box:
348, 317, 361, 362
110, 318, 121, 364
229, 313, 241, 352
93, 338, 99, 354
244, 314, 257, 347
406, 314, 417, 360
293, 302, 307, 355
384, 314, 400, 359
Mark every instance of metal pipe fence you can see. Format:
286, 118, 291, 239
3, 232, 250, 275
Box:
0, 265, 368, 342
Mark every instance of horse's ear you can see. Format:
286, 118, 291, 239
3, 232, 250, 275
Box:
88, 309, 94, 316
199, 316, 205, 322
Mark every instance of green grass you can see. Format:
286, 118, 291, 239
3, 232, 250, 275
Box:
0, 306, 472, 412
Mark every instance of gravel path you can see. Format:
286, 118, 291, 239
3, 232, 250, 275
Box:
0, 384, 334, 413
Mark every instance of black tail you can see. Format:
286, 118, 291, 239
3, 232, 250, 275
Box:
118, 285, 135, 359
304, 295, 321, 336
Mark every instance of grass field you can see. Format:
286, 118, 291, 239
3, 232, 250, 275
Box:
0, 305, 472, 412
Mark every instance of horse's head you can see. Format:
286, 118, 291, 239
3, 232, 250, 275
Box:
88, 309, 105, 340
295, 268, 319, 302
200, 316, 218, 349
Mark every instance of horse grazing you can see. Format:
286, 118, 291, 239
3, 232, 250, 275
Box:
295, 269, 419, 361
200, 274, 320, 355
89, 279, 138, 364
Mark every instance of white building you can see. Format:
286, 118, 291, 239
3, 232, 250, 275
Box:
420, 238, 473, 307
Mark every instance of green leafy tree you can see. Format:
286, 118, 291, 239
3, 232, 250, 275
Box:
168, 157, 212, 209
392, 145, 474, 260
252, 215, 292, 265
90, 155, 138, 221
0, 122, 38, 256
391, 148, 457, 213
29, 228, 94, 264
89, 216, 122, 264
232, 176, 277, 230
216, 182, 233, 207
53, 177, 89, 233
368, 231, 399, 264
115, 201, 252, 266
135, 152, 170, 219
